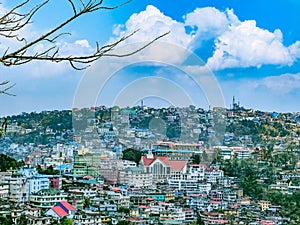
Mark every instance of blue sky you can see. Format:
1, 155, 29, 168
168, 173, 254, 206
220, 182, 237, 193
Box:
1, 0, 300, 115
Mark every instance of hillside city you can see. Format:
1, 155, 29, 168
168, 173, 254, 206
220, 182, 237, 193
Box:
0, 101, 300, 225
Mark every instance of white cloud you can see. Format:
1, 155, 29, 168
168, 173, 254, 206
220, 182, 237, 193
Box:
57, 39, 94, 56
110, 5, 192, 48
289, 41, 300, 61
220, 73, 300, 112
261, 73, 300, 94
184, 7, 239, 48
75, 39, 91, 49
2, 3, 300, 78
207, 20, 294, 70
111, 5, 300, 71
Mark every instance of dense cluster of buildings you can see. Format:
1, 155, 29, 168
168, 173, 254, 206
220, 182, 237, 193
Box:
0, 105, 299, 224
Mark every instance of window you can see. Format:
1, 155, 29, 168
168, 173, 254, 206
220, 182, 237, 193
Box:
153, 162, 164, 175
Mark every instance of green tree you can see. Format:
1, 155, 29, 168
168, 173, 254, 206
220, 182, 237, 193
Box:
0, 154, 24, 172
0, 215, 13, 225
191, 154, 201, 164
84, 197, 91, 209
0, 117, 8, 137
16, 214, 29, 225
122, 148, 142, 166
60, 217, 74, 225
118, 206, 130, 215
195, 211, 205, 225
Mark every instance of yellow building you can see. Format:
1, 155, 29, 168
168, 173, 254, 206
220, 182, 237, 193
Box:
258, 200, 271, 211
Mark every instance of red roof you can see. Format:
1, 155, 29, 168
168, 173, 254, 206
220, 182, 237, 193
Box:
183, 209, 193, 212
60, 201, 75, 211
260, 220, 275, 225
169, 160, 187, 171
192, 194, 201, 197
208, 219, 229, 224
50, 201, 75, 217
52, 206, 68, 217
141, 156, 187, 172
210, 201, 221, 204
138, 205, 150, 209
142, 156, 169, 166
111, 187, 121, 192
231, 204, 240, 209
203, 212, 221, 216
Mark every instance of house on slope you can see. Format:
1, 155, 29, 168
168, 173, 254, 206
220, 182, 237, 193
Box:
45, 201, 76, 218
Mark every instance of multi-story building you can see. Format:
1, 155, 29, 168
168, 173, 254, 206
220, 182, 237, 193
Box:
118, 167, 153, 188
9, 175, 29, 203
183, 209, 196, 223
223, 190, 237, 202
99, 203, 117, 215
188, 164, 206, 181
201, 211, 229, 225
73, 212, 103, 225
258, 200, 271, 211
28, 175, 50, 194
214, 146, 232, 160
17, 168, 50, 194
0, 182, 9, 199
185, 194, 207, 210
25, 205, 51, 225
231, 147, 251, 159
168, 175, 197, 191
49, 176, 62, 189
205, 168, 224, 183
30, 189, 68, 209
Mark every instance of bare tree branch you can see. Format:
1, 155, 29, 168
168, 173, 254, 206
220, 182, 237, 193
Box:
0, 80, 16, 96
0, 0, 168, 69
0, 0, 169, 99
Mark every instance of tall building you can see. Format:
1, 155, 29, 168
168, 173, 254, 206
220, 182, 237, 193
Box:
9, 175, 29, 203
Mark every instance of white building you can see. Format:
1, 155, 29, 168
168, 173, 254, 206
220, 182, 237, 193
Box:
188, 164, 206, 181
30, 189, 67, 209
118, 167, 153, 188
18, 168, 38, 178
18, 168, 50, 194
0, 173, 10, 200
25, 205, 51, 225
231, 147, 251, 159
9, 175, 29, 203
184, 209, 196, 223
205, 169, 224, 183
69, 187, 97, 198
28, 175, 50, 194
74, 213, 109, 225
0, 183, 9, 199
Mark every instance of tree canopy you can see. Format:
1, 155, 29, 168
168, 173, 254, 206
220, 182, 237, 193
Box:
0, 154, 24, 172
122, 148, 142, 165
